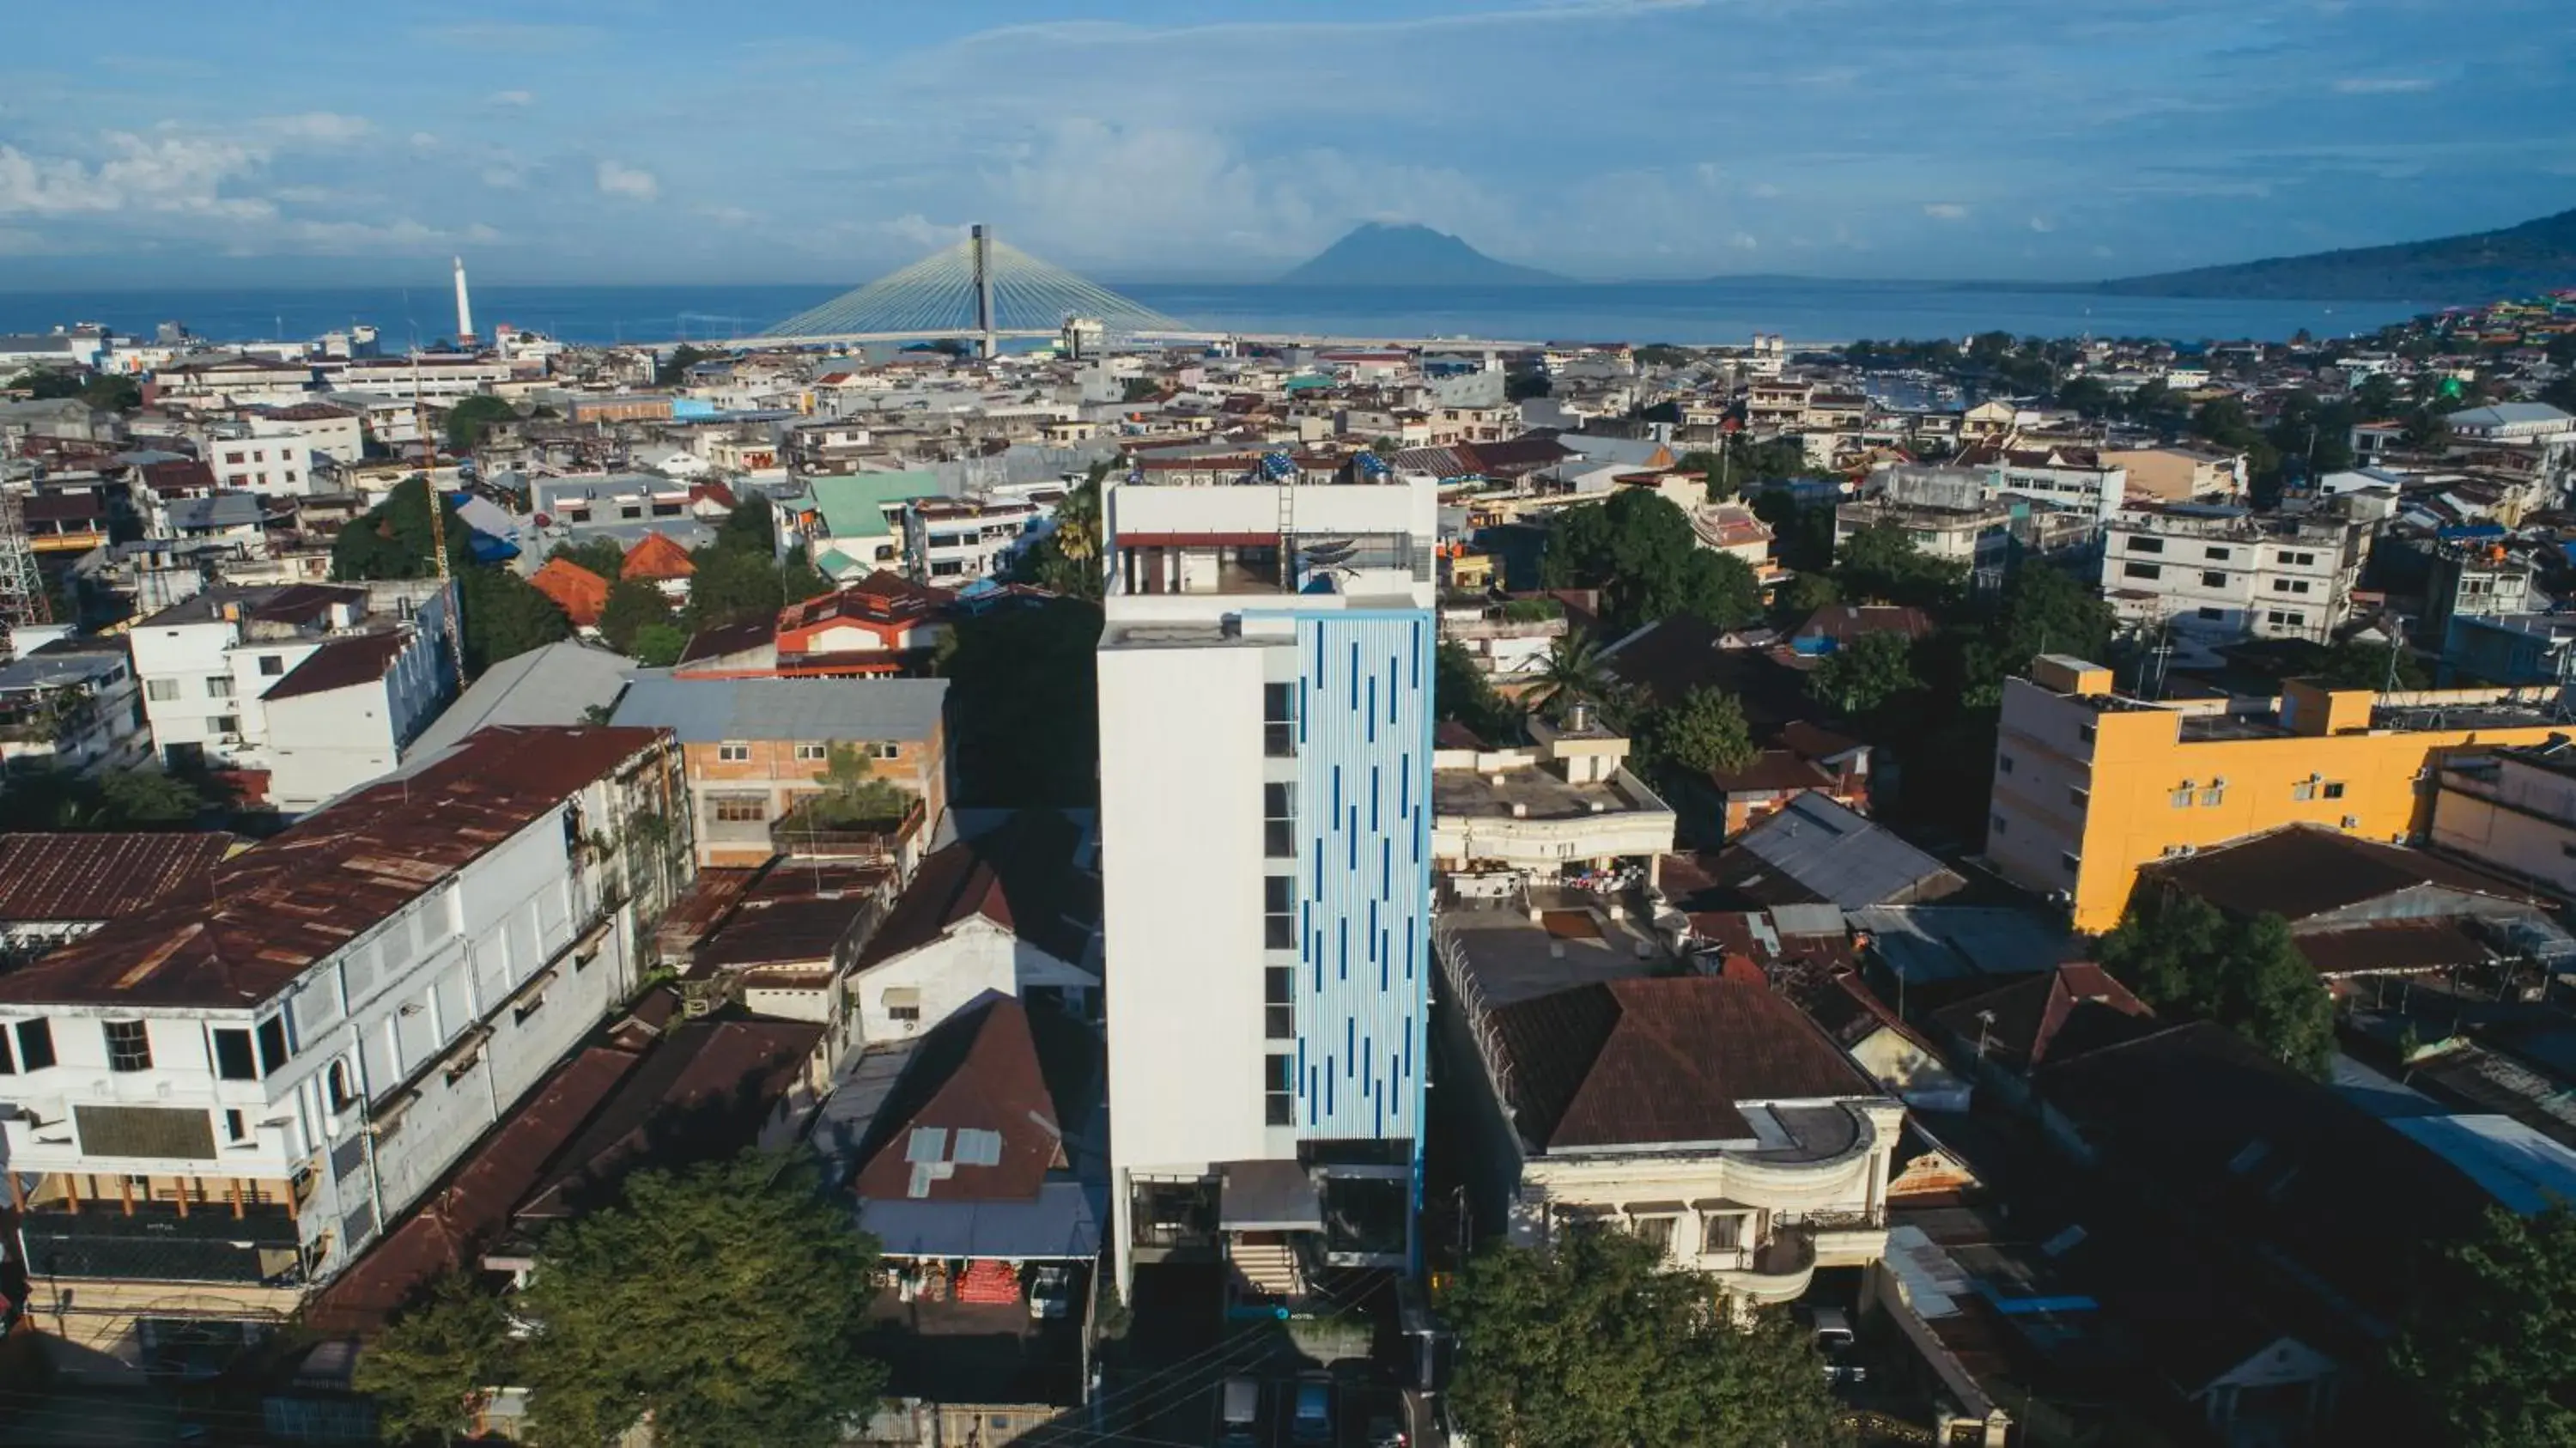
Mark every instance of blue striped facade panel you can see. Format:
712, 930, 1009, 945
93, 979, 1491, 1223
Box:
1292, 612, 1432, 1144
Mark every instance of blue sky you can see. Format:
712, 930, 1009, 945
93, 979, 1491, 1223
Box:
2, 0, 2570, 287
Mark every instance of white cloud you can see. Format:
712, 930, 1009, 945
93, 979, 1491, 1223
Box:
696, 204, 758, 228
410, 132, 440, 151
957, 1, 1709, 53
486, 89, 537, 107
255, 113, 374, 145
1923, 203, 1971, 220
0, 133, 272, 219
417, 22, 599, 52
2334, 76, 2433, 94
481, 165, 526, 191
1748, 183, 1783, 200
2028, 215, 2055, 232
596, 161, 659, 202
1729, 231, 1759, 251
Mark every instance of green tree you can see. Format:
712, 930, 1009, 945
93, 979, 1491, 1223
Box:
444, 395, 517, 453
1643, 686, 1758, 777
1812, 630, 1920, 717
352, 1273, 515, 1446
517, 1153, 885, 1448
2319, 640, 2427, 691
332, 478, 466, 581
1523, 634, 1617, 722
6, 369, 84, 399
596, 580, 676, 654
546, 538, 628, 581
1954, 564, 2117, 707
1120, 376, 1165, 404
656, 344, 715, 386
80, 374, 142, 411
2097, 891, 2334, 1077
629, 622, 688, 668
714, 499, 778, 558
780, 545, 832, 604
1774, 571, 1840, 622
1435, 640, 1521, 745
94, 767, 208, 826
1833, 519, 1966, 609
2388, 1204, 2576, 1448
1009, 462, 1107, 601
458, 565, 571, 677
684, 546, 787, 630
1445, 1226, 1834, 1448
1748, 489, 1833, 573
797, 742, 913, 827
1544, 490, 1761, 636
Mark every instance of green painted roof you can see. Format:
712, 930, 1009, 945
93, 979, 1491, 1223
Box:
815, 547, 864, 579
809, 471, 943, 539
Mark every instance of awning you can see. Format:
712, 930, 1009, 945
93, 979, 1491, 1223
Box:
1218, 1159, 1324, 1232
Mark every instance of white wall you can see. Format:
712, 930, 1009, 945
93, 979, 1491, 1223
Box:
849, 918, 1097, 1045
1101, 640, 1273, 1177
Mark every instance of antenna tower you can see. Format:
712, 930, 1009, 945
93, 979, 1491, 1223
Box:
0, 489, 51, 664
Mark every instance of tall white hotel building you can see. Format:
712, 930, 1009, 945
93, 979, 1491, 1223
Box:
1098, 452, 1439, 1297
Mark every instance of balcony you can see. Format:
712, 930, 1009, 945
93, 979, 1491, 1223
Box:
1710, 1228, 1816, 1305
19, 1201, 306, 1287
769, 796, 925, 861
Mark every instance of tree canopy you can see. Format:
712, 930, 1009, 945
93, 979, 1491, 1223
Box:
1436, 640, 1522, 745
1443, 1226, 1835, 1448
596, 580, 677, 654
456, 566, 570, 677
444, 395, 517, 453
547, 538, 628, 581
2097, 889, 2334, 1078
1009, 462, 1107, 600
331, 478, 467, 582
1833, 518, 1966, 609
516, 1153, 886, 1448
2388, 1203, 2576, 1448
1642, 685, 1758, 778
1812, 630, 1920, 719
0, 764, 216, 832
1543, 490, 1761, 636
353, 1272, 514, 1446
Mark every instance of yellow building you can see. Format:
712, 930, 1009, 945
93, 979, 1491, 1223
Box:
1989, 654, 2573, 932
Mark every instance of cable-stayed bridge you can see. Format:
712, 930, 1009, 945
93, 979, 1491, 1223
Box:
729, 225, 1191, 353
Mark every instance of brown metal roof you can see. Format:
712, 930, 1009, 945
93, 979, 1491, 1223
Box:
258, 630, 411, 703
854, 995, 1061, 1203
0, 726, 668, 1009
2143, 824, 2547, 923
0, 832, 243, 924
855, 812, 1097, 971
1489, 977, 1874, 1152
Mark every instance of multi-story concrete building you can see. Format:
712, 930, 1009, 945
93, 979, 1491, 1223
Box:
610, 672, 951, 868
2422, 538, 2537, 643
902, 495, 1045, 586
127, 582, 458, 812
1987, 655, 2573, 931
1836, 468, 2016, 590
205, 424, 326, 496
1097, 459, 1440, 1296
0, 725, 689, 1356
2099, 502, 2369, 649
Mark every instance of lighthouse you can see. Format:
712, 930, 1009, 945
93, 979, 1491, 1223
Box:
453, 256, 477, 348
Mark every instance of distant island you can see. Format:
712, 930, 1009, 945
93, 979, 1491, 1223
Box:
1278, 222, 1568, 287
2092, 205, 2576, 301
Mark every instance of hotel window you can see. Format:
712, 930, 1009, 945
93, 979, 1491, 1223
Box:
104, 1020, 153, 1073
793, 742, 829, 763
2293, 780, 2317, 801
146, 678, 180, 702
1264, 1053, 1295, 1126
873, 742, 901, 760
2122, 562, 2161, 581
1263, 683, 1297, 757
1264, 875, 1297, 950
1265, 782, 1295, 858
1631, 1215, 1677, 1254
2199, 785, 2225, 806
327, 1059, 357, 1112
1266, 967, 1294, 1040
2171, 786, 2194, 808
13, 1019, 55, 1071
712, 794, 767, 823
717, 741, 750, 762
257, 1015, 289, 1074
206, 676, 235, 698
2202, 571, 2227, 588
212, 1028, 258, 1082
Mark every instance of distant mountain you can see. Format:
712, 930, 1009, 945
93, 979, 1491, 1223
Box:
2094, 207, 2576, 301
1279, 223, 1567, 287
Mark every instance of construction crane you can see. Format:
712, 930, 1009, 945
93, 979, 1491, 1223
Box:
0, 487, 51, 665
411, 352, 467, 693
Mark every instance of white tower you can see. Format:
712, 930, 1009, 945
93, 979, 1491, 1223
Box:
453, 256, 477, 347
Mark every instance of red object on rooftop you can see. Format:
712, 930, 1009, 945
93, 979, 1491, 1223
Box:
621, 532, 696, 582
954, 1259, 1022, 1305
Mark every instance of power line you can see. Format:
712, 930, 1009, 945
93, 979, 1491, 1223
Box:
764, 232, 1185, 344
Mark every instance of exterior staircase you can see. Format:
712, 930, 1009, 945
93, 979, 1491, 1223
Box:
1229, 1235, 1308, 1300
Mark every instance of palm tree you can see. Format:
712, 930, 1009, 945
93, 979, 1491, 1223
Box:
1525, 634, 1614, 721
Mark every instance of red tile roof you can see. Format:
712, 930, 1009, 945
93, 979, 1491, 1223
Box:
0, 727, 668, 1008
0, 832, 243, 924
776, 572, 954, 634
620, 531, 696, 581
530, 557, 610, 627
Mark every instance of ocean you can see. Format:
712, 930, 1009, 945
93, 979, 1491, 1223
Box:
0, 278, 2429, 350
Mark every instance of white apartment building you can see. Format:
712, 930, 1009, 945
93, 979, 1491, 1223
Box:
0, 725, 690, 1356
128, 582, 457, 812
156, 355, 318, 409
2101, 502, 2369, 648
204, 426, 324, 496
325, 355, 513, 400
246, 403, 366, 463
902, 494, 1047, 585
1099, 463, 1441, 1297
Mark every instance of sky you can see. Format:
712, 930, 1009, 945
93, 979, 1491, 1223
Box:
1, 0, 2571, 289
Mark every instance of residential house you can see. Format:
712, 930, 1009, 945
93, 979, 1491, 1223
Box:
843, 812, 1102, 1046
610, 672, 951, 867
0, 640, 151, 775
796, 472, 947, 579
0, 726, 689, 1358
527, 558, 611, 630
902, 495, 1046, 587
